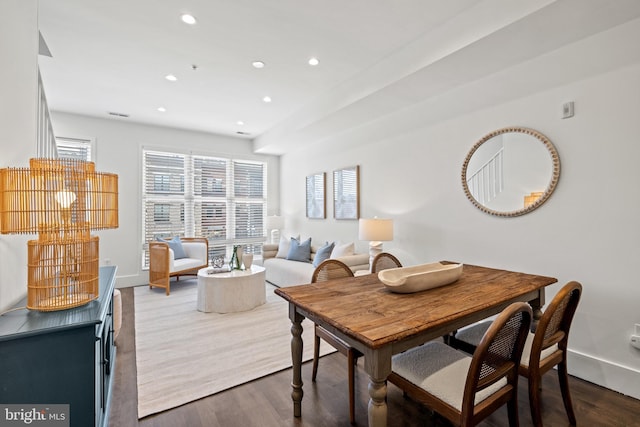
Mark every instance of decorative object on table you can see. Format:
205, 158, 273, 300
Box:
461, 126, 560, 217
242, 253, 253, 269
359, 217, 393, 272
230, 245, 243, 270
333, 165, 359, 219
211, 256, 225, 269
206, 265, 231, 274
305, 172, 325, 219
0, 158, 118, 311
265, 215, 285, 244
378, 261, 463, 293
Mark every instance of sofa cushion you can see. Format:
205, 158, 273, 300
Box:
313, 241, 335, 267
331, 241, 354, 258
264, 257, 316, 287
287, 237, 312, 262
158, 236, 187, 259
276, 234, 300, 258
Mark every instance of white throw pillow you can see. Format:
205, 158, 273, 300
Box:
330, 241, 354, 258
275, 234, 300, 258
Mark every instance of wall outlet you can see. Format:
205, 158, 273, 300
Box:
104, 258, 111, 266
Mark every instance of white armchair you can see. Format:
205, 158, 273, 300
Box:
149, 237, 208, 295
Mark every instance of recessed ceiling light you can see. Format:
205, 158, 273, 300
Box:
252, 61, 265, 69
308, 57, 320, 66
237, 121, 244, 125
181, 14, 197, 25
262, 96, 272, 103
165, 74, 177, 82
157, 107, 166, 112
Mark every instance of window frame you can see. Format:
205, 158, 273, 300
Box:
141, 148, 267, 268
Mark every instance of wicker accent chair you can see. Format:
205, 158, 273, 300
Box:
449, 281, 582, 427
389, 302, 532, 427
371, 252, 402, 273
310, 259, 360, 424
148, 237, 208, 295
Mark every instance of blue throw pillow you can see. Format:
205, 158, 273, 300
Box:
286, 237, 312, 262
157, 236, 188, 259
313, 241, 335, 267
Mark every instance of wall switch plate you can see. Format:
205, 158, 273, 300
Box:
631, 335, 640, 350
562, 101, 575, 119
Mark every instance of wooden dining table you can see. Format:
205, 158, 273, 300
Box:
274, 262, 557, 427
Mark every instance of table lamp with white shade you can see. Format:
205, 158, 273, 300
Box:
358, 217, 393, 272
265, 215, 285, 244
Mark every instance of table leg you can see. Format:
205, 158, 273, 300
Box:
365, 347, 391, 427
288, 306, 305, 417
530, 288, 546, 332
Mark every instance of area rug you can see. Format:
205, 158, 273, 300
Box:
134, 279, 333, 419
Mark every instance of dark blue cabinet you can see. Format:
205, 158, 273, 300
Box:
0, 266, 117, 427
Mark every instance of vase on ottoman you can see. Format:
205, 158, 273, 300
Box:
242, 253, 253, 269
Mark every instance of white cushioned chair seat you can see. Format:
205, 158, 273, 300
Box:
455, 322, 558, 367
168, 241, 208, 273
392, 341, 507, 411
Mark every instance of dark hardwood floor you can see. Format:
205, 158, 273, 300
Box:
110, 286, 640, 427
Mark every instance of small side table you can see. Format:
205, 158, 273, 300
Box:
197, 265, 266, 313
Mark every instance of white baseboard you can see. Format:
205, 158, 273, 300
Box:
567, 349, 640, 400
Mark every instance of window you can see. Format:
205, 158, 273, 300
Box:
142, 149, 267, 267
55, 137, 94, 161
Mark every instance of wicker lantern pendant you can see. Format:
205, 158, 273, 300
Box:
0, 158, 118, 311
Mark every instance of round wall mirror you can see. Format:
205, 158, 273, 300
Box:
461, 127, 560, 217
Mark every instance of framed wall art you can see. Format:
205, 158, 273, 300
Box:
306, 172, 326, 219
333, 165, 359, 220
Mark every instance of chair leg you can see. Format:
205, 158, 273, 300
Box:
311, 328, 320, 382
557, 358, 577, 425
348, 349, 355, 425
507, 396, 519, 427
528, 374, 543, 427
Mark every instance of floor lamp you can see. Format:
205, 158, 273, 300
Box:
0, 158, 118, 311
265, 215, 284, 244
358, 217, 393, 272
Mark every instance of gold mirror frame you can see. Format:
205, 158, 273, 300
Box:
461, 127, 560, 217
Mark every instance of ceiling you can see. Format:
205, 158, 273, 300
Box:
37, 0, 640, 155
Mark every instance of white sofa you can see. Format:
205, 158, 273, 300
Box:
262, 242, 369, 287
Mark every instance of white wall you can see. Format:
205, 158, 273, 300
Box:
49, 113, 280, 287
0, 0, 39, 312
278, 31, 640, 397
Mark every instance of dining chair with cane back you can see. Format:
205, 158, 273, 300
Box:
371, 252, 402, 273
389, 302, 532, 427
310, 258, 360, 424
449, 281, 582, 426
